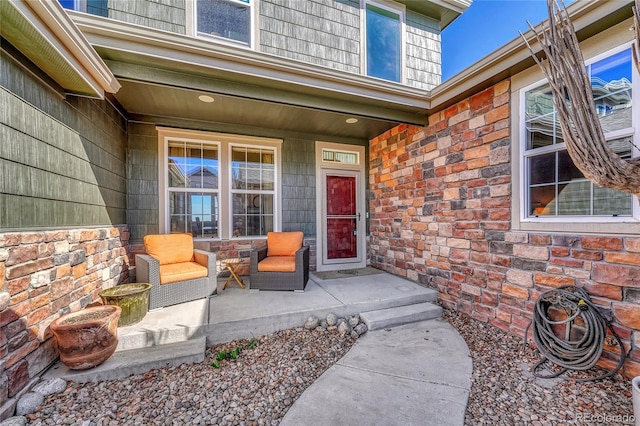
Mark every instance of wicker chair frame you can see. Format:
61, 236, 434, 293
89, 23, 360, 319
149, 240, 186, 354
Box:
249, 245, 309, 291
136, 249, 217, 310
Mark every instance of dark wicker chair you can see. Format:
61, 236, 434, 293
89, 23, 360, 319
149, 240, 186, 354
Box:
135, 234, 217, 309
249, 232, 309, 291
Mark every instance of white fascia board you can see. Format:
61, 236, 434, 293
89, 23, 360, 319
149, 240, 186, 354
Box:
69, 12, 429, 111
10, 0, 120, 96
430, 0, 631, 109
431, 0, 472, 15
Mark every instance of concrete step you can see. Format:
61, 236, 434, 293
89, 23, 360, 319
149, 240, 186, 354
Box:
205, 276, 439, 346
43, 336, 206, 384
115, 298, 210, 352
360, 302, 442, 331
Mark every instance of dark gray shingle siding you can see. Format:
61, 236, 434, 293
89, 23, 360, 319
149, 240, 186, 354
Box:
0, 51, 127, 229
260, 0, 361, 73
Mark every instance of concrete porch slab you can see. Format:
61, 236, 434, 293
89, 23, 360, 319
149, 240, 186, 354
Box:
203, 273, 439, 345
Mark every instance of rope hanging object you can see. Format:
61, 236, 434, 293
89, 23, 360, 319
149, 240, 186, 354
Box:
524, 286, 626, 382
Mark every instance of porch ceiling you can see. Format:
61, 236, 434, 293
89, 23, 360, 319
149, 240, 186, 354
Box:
71, 11, 431, 141
113, 77, 399, 140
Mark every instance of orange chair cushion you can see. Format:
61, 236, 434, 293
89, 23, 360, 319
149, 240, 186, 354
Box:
159, 262, 208, 284
266, 232, 303, 257
258, 256, 296, 273
144, 234, 194, 265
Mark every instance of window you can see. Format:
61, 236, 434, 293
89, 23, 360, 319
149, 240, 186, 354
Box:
159, 129, 281, 240
58, 0, 108, 16
167, 140, 220, 238
195, 0, 252, 46
522, 47, 637, 219
322, 149, 359, 165
364, 1, 403, 82
230, 146, 275, 237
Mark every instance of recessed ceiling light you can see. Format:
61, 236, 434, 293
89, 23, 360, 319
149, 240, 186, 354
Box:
346, 118, 358, 124
198, 95, 214, 103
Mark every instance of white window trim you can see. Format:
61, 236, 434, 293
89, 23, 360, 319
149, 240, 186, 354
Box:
315, 141, 367, 271
185, 0, 258, 49
516, 43, 640, 230
71, 0, 88, 12
157, 127, 282, 240
360, 0, 406, 84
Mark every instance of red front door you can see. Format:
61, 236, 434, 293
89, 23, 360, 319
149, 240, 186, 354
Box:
325, 173, 358, 260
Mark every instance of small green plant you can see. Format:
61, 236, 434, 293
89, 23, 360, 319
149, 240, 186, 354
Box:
229, 347, 240, 360
210, 340, 259, 369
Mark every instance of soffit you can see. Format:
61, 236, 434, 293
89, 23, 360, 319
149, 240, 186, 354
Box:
117, 79, 397, 140
396, 0, 472, 29
70, 11, 430, 139
0, 0, 119, 97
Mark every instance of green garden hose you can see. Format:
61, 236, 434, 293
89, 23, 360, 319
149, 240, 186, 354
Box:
524, 286, 625, 382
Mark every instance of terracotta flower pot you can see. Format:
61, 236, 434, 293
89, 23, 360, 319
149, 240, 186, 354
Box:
50, 305, 121, 370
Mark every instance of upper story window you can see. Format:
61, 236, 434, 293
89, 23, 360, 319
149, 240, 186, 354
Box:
195, 0, 252, 46
364, 1, 404, 83
58, 0, 108, 16
522, 47, 637, 220
159, 129, 281, 240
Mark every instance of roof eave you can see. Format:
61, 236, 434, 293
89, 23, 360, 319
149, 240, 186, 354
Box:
429, 0, 635, 113
0, 0, 119, 97
69, 11, 430, 115
396, 0, 472, 29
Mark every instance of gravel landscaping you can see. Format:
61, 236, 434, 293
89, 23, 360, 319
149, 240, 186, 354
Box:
444, 309, 634, 426
22, 309, 635, 425
26, 327, 356, 425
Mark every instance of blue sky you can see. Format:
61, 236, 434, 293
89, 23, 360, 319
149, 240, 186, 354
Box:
441, 0, 555, 81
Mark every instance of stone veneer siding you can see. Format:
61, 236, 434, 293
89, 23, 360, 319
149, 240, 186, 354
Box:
0, 227, 130, 418
368, 80, 640, 378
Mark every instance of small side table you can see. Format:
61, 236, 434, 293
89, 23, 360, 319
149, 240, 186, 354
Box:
222, 259, 245, 290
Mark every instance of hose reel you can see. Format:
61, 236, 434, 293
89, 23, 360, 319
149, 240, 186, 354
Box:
524, 286, 626, 382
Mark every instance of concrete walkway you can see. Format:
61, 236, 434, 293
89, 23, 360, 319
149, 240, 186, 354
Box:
44, 270, 473, 425
280, 318, 472, 426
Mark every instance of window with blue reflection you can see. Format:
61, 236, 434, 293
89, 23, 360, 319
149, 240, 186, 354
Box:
589, 49, 632, 132
524, 48, 635, 218
366, 3, 401, 82
57, 0, 108, 17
